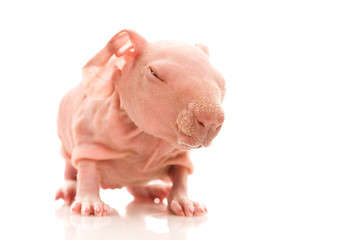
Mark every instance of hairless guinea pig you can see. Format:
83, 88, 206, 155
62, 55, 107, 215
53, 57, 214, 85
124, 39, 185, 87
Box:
55, 29, 226, 217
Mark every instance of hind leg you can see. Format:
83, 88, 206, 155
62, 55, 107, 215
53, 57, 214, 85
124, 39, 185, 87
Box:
127, 181, 171, 203
55, 148, 77, 205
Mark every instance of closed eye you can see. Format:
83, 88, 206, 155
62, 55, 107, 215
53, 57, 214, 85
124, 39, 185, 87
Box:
149, 68, 163, 81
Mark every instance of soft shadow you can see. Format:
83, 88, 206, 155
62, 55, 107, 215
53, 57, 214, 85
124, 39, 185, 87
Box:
55, 201, 207, 240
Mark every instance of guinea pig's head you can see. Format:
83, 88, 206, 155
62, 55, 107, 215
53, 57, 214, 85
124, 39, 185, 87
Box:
82, 30, 225, 150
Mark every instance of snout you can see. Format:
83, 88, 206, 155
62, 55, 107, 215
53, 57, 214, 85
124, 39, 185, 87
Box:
194, 108, 225, 147
175, 100, 224, 149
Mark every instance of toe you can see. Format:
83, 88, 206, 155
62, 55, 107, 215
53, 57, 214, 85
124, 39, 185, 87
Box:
94, 203, 103, 217
170, 201, 185, 216
70, 202, 81, 214
55, 189, 64, 201
81, 202, 91, 216
193, 202, 207, 216
102, 204, 110, 216
182, 201, 195, 217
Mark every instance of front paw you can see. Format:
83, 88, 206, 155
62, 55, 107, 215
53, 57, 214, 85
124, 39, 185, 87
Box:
168, 196, 207, 217
70, 195, 110, 217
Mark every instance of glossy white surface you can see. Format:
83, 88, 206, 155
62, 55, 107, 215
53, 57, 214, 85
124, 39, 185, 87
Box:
55, 201, 208, 240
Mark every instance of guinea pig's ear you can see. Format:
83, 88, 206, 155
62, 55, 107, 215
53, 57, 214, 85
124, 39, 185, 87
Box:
195, 43, 209, 56
82, 29, 147, 99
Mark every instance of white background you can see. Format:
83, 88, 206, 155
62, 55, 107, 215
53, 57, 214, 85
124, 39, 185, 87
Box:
0, 0, 360, 239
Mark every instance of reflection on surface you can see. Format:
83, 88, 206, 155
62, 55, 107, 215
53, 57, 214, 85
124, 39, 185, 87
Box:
55, 200, 207, 240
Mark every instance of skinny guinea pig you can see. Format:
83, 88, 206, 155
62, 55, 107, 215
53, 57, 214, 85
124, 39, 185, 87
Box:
55, 29, 225, 217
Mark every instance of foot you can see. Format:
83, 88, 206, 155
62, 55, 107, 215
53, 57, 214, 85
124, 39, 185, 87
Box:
127, 184, 171, 202
70, 194, 110, 216
55, 180, 77, 205
168, 195, 207, 217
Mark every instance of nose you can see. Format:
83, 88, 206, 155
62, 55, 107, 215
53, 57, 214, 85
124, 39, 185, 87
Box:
195, 108, 225, 135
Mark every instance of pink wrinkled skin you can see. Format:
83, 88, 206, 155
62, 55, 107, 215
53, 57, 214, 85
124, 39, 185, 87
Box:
55, 29, 225, 217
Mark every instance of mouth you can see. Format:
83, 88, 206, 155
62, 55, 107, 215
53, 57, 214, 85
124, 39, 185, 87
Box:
174, 123, 202, 150
177, 141, 202, 150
